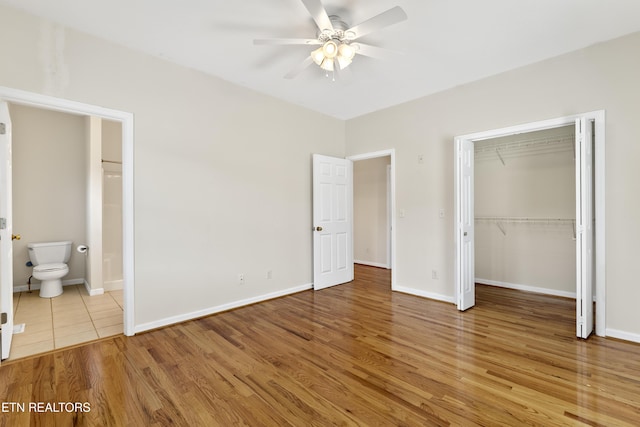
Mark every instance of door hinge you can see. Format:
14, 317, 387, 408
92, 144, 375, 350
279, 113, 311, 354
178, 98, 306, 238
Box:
0, 217, 5, 229
1, 312, 7, 325
0, 123, 5, 135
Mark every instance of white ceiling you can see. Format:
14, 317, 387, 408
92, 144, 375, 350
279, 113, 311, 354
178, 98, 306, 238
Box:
3, 0, 640, 119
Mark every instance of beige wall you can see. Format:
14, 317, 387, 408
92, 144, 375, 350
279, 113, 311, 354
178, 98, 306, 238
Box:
347, 31, 640, 339
3, 4, 639, 341
474, 126, 576, 294
10, 104, 87, 288
0, 5, 345, 326
102, 120, 123, 289
354, 156, 390, 267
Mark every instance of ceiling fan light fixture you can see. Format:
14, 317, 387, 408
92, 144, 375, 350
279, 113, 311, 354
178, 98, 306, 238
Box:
311, 47, 325, 65
322, 40, 338, 58
312, 40, 356, 71
338, 43, 355, 60
254, 3, 408, 79
336, 55, 352, 70
320, 57, 334, 71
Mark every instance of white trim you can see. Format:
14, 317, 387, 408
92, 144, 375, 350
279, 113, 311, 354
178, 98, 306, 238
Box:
476, 278, 576, 299
84, 281, 104, 296
135, 283, 313, 334
593, 111, 606, 337
13, 278, 84, 293
394, 285, 455, 304
454, 111, 606, 337
606, 329, 640, 344
347, 149, 396, 289
386, 164, 392, 269
354, 260, 388, 269
0, 86, 135, 337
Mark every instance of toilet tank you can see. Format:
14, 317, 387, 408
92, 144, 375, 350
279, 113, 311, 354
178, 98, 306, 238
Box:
27, 241, 73, 265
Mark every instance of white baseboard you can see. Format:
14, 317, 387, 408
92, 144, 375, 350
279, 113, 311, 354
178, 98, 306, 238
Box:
475, 278, 577, 299
13, 278, 106, 296
393, 285, 455, 304
606, 328, 640, 344
13, 278, 84, 293
134, 282, 313, 334
354, 260, 390, 269
85, 280, 104, 296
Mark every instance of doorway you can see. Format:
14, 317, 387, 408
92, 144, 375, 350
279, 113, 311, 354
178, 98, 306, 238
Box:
454, 112, 605, 338
311, 150, 396, 291
0, 86, 134, 362
474, 125, 577, 297
353, 156, 391, 278
348, 150, 396, 289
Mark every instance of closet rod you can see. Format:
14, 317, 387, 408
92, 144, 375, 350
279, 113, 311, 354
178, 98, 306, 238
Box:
475, 135, 574, 154
475, 217, 574, 224
102, 160, 122, 164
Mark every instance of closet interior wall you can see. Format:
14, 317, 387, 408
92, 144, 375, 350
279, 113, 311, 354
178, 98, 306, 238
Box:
353, 156, 391, 268
474, 125, 577, 296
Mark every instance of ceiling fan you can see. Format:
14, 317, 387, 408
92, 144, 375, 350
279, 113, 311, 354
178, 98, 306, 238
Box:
254, 0, 408, 79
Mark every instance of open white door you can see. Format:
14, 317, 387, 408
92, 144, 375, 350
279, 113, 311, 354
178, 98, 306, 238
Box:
456, 139, 475, 311
576, 118, 594, 339
313, 154, 354, 290
0, 101, 14, 360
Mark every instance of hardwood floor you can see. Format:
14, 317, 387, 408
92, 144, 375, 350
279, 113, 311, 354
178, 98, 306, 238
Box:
1, 264, 639, 426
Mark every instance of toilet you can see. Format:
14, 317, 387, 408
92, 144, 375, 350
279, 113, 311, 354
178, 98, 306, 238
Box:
27, 241, 72, 298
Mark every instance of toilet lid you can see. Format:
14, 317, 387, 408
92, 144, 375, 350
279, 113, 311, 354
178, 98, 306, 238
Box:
33, 263, 68, 272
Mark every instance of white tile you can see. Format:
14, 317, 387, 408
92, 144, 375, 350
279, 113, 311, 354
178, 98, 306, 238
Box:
54, 321, 96, 338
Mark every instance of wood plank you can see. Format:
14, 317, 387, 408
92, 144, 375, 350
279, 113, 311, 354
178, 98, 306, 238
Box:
0, 265, 639, 425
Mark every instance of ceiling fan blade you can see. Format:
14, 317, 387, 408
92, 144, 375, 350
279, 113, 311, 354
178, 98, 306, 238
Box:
353, 43, 400, 61
284, 56, 314, 79
300, 0, 334, 31
254, 38, 321, 46
346, 6, 407, 40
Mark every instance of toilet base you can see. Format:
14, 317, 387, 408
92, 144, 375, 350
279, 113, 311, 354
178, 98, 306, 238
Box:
39, 279, 63, 298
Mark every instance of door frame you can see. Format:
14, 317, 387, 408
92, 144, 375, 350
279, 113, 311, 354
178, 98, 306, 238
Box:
0, 86, 135, 337
347, 149, 397, 289
454, 111, 605, 337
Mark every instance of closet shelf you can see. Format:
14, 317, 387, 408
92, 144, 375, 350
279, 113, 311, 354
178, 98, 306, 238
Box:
475, 217, 574, 224
475, 217, 576, 237
475, 134, 574, 161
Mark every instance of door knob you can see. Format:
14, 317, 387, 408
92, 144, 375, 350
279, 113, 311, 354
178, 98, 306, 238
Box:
12, 234, 21, 241
315, 226, 323, 231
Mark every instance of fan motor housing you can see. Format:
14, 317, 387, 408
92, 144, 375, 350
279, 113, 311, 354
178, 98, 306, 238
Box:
317, 16, 354, 42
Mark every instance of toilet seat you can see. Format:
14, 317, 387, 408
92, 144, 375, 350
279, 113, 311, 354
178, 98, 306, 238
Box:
34, 263, 68, 273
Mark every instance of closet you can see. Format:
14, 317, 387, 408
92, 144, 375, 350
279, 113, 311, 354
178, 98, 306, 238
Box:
474, 125, 577, 297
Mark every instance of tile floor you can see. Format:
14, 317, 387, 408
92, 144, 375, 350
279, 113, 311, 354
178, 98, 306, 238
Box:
8, 285, 123, 360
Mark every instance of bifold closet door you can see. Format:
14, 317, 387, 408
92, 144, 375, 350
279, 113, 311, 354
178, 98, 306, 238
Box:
575, 118, 594, 339
456, 138, 475, 311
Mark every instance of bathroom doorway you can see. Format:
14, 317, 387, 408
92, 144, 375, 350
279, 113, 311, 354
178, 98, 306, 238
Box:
0, 86, 134, 361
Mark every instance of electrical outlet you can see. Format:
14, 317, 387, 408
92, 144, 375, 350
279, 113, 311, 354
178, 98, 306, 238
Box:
238, 273, 245, 284
267, 270, 272, 279
432, 270, 439, 280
